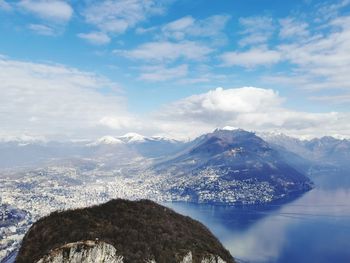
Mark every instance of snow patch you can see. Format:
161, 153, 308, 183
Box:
88, 136, 124, 146
119, 133, 146, 143
221, 126, 239, 131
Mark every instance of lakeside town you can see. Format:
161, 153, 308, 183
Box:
0, 161, 283, 261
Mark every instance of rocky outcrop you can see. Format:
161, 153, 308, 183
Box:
36, 240, 123, 263
36, 244, 227, 263
200, 255, 226, 263
180, 252, 226, 263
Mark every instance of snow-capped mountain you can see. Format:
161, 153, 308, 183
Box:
0, 134, 47, 145
0, 133, 185, 169
220, 126, 240, 131
119, 134, 185, 158
1, 129, 349, 174
118, 132, 147, 143
5, 128, 350, 206
117, 132, 179, 144
88, 136, 124, 146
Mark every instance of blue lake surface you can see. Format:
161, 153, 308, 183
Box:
166, 183, 350, 263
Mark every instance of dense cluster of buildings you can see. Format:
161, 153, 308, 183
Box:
0, 163, 280, 261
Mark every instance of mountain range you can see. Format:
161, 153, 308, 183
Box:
1, 128, 349, 204
0, 133, 182, 169
2, 128, 349, 173
261, 132, 350, 168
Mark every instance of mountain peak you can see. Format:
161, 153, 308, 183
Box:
88, 136, 124, 146
155, 127, 312, 204
0, 134, 47, 145
211, 127, 256, 140
188, 128, 268, 158
213, 126, 246, 133
221, 126, 240, 131
119, 132, 146, 143
150, 135, 178, 142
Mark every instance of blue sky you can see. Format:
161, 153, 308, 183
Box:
0, 0, 350, 140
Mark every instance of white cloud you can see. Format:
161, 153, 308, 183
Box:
28, 24, 56, 36
139, 64, 188, 81
279, 17, 309, 39
159, 87, 282, 118
160, 15, 230, 41
177, 72, 227, 85
82, 0, 167, 35
115, 41, 213, 62
238, 16, 275, 46
0, 0, 11, 11
99, 116, 138, 130
154, 87, 350, 139
135, 26, 157, 35
269, 15, 350, 91
316, 0, 350, 22
2, 57, 349, 140
78, 31, 111, 45
0, 56, 137, 139
162, 16, 194, 33
309, 93, 350, 104
17, 0, 73, 22
220, 48, 282, 68
137, 63, 227, 84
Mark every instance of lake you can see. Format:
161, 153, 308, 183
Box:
166, 183, 350, 263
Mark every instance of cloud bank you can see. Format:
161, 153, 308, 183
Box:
0, 56, 137, 140
17, 0, 73, 22
153, 87, 350, 139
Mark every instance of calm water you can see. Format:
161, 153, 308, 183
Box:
166, 181, 350, 263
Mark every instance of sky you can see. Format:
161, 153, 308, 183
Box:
0, 0, 350, 140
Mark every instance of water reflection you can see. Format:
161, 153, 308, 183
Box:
166, 187, 350, 263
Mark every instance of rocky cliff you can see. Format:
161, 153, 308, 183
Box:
16, 199, 235, 263
36, 240, 123, 263
35, 241, 226, 263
